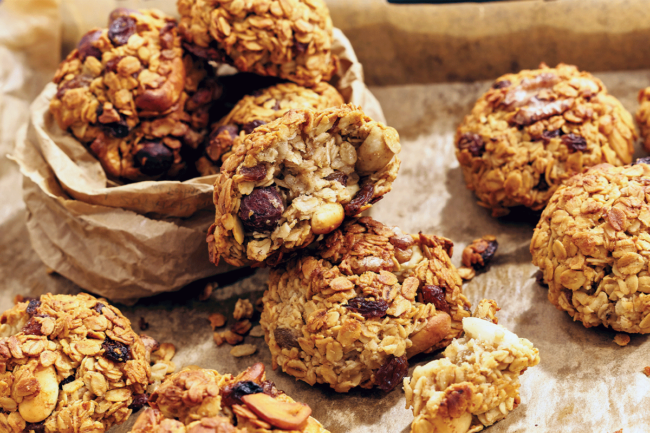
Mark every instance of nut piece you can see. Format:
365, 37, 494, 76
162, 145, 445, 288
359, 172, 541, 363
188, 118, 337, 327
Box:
208, 313, 226, 330
461, 235, 498, 270
233, 299, 254, 320
241, 393, 311, 430
311, 203, 345, 235
406, 313, 452, 358
231, 320, 252, 335
223, 330, 243, 345
230, 344, 257, 358
355, 125, 399, 174
18, 365, 59, 423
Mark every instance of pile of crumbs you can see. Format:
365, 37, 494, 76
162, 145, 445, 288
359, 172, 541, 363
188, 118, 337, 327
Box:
209, 298, 262, 357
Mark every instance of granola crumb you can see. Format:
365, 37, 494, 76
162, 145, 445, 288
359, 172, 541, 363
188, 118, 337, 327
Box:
643, 367, 650, 377
457, 265, 476, 280
213, 332, 225, 347
230, 344, 257, 358
199, 282, 217, 301
231, 320, 252, 335
249, 325, 264, 337
461, 235, 498, 270
233, 299, 254, 320
208, 312, 227, 330
614, 334, 630, 346
223, 330, 243, 346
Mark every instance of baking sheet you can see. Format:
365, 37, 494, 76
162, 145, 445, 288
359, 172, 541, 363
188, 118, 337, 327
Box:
4, 68, 650, 432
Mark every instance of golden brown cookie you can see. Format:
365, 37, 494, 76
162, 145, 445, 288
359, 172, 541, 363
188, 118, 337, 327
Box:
260, 217, 472, 393
207, 104, 401, 267
177, 0, 337, 87
531, 162, 650, 333
456, 63, 636, 217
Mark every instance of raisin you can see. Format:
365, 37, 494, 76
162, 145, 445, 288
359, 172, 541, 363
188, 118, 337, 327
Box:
104, 56, 124, 74
211, 124, 239, 141
272, 100, 281, 111
139, 317, 149, 331
541, 129, 561, 142
421, 285, 449, 313
457, 133, 485, 157
102, 119, 130, 138
325, 171, 348, 187
479, 239, 498, 267
536, 176, 550, 192
55, 74, 93, 99
102, 338, 130, 363
21, 317, 43, 336
221, 381, 264, 408
375, 355, 408, 392
492, 79, 511, 89
94, 302, 105, 313
26, 299, 41, 316
243, 119, 267, 134
344, 297, 389, 318
108, 8, 138, 24
159, 22, 177, 50
261, 380, 282, 398
389, 235, 414, 250
295, 41, 309, 55
562, 133, 587, 152
534, 270, 545, 286
134, 140, 174, 176
633, 157, 650, 166
128, 393, 149, 412
564, 289, 573, 306
59, 375, 76, 389
182, 41, 228, 62
238, 187, 284, 232
344, 184, 375, 217
239, 165, 267, 182
108, 16, 137, 46
77, 30, 103, 61
24, 422, 45, 433
273, 328, 300, 349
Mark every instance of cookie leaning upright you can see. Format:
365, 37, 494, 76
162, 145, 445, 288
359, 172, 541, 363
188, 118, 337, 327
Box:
531, 162, 650, 333
260, 217, 471, 393
197, 82, 345, 175
207, 104, 401, 267
178, 0, 337, 87
456, 63, 636, 217
129, 363, 330, 433
0, 294, 152, 433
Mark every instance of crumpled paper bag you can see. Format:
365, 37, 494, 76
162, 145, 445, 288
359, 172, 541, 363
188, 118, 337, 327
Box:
12, 0, 386, 304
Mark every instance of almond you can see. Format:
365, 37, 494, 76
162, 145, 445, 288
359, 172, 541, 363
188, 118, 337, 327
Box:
241, 393, 311, 430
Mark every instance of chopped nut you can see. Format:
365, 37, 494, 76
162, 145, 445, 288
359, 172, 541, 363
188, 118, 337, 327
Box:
614, 334, 630, 346
241, 393, 311, 429
208, 313, 227, 330
233, 299, 254, 320
249, 325, 264, 337
231, 320, 252, 335
230, 344, 257, 357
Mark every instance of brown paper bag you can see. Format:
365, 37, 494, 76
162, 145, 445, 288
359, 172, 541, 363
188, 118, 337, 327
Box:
12, 0, 386, 303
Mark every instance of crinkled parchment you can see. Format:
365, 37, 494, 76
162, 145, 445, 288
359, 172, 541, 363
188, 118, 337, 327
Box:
2, 0, 650, 432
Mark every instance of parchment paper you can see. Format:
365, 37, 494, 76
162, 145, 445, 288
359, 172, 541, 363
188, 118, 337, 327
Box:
2, 0, 650, 432
10, 0, 384, 303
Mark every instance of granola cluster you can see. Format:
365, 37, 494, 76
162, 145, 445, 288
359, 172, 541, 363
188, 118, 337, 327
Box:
0, 294, 175, 433
404, 300, 540, 433
456, 63, 636, 217
130, 363, 329, 432
531, 163, 650, 333
207, 104, 401, 267
260, 217, 471, 392
177, 0, 337, 87
49, 8, 216, 182
197, 82, 344, 175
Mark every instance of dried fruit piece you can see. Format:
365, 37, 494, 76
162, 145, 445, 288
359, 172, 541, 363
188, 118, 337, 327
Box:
421, 285, 450, 313
457, 133, 485, 157
26, 299, 41, 315
59, 375, 75, 390
22, 317, 44, 336
139, 317, 149, 331
324, 171, 348, 186
77, 30, 103, 61
241, 393, 311, 430
102, 338, 130, 362
375, 355, 408, 392
344, 297, 389, 318
128, 393, 149, 412
221, 381, 264, 408
94, 302, 105, 313
461, 235, 499, 270
541, 129, 561, 141
492, 80, 511, 89
243, 119, 267, 134
55, 74, 93, 99
238, 187, 285, 232
24, 422, 46, 433
562, 133, 587, 152
108, 16, 137, 46
134, 140, 174, 176
103, 119, 130, 139
273, 327, 300, 349
632, 157, 650, 165
344, 184, 375, 217
240, 165, 267, 182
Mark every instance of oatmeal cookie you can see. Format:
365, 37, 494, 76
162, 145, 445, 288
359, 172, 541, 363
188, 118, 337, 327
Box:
456, 63, 636, 217
404, 301, 540, 433
49, 9, 216, 182
207, 104, 401, 267
197, 82, 344, 175
531, 162, 650, 333
260, 217, 472, 393
177, 0, 337, 87
0, 294, 159, 433
131, 363, 329, 432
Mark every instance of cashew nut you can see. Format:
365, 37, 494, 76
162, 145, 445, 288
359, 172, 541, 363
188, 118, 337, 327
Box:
407, 312, 451, 358
18, 365, 59, 423
462, 317, 518, 346
311, 203, 344, 235
355, 125, 400, 174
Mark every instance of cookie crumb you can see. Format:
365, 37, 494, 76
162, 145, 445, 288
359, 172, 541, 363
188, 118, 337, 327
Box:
249, 325, 264, 337
213, 332, 225, 347
233, 299, 254, 320
199, 282, 217, 301
208, 313, 227, 330
614, 334, 630, 346
230, 344, 257, 357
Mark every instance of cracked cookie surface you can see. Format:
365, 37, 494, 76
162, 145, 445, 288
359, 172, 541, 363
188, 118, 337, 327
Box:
0, 293, 174, 433
197, 82, 344, 175
129, 363, 329, 433
260, 217, 471, 393
404, 300, 540, 433
207, 104, 400, 267
531, 163, 650, 333
49, 9, 216, 182
177, 0, 337, 87
456, 63, 636, 217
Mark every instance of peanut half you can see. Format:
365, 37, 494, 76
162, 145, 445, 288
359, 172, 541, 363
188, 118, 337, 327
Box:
311, 203, 344, 235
